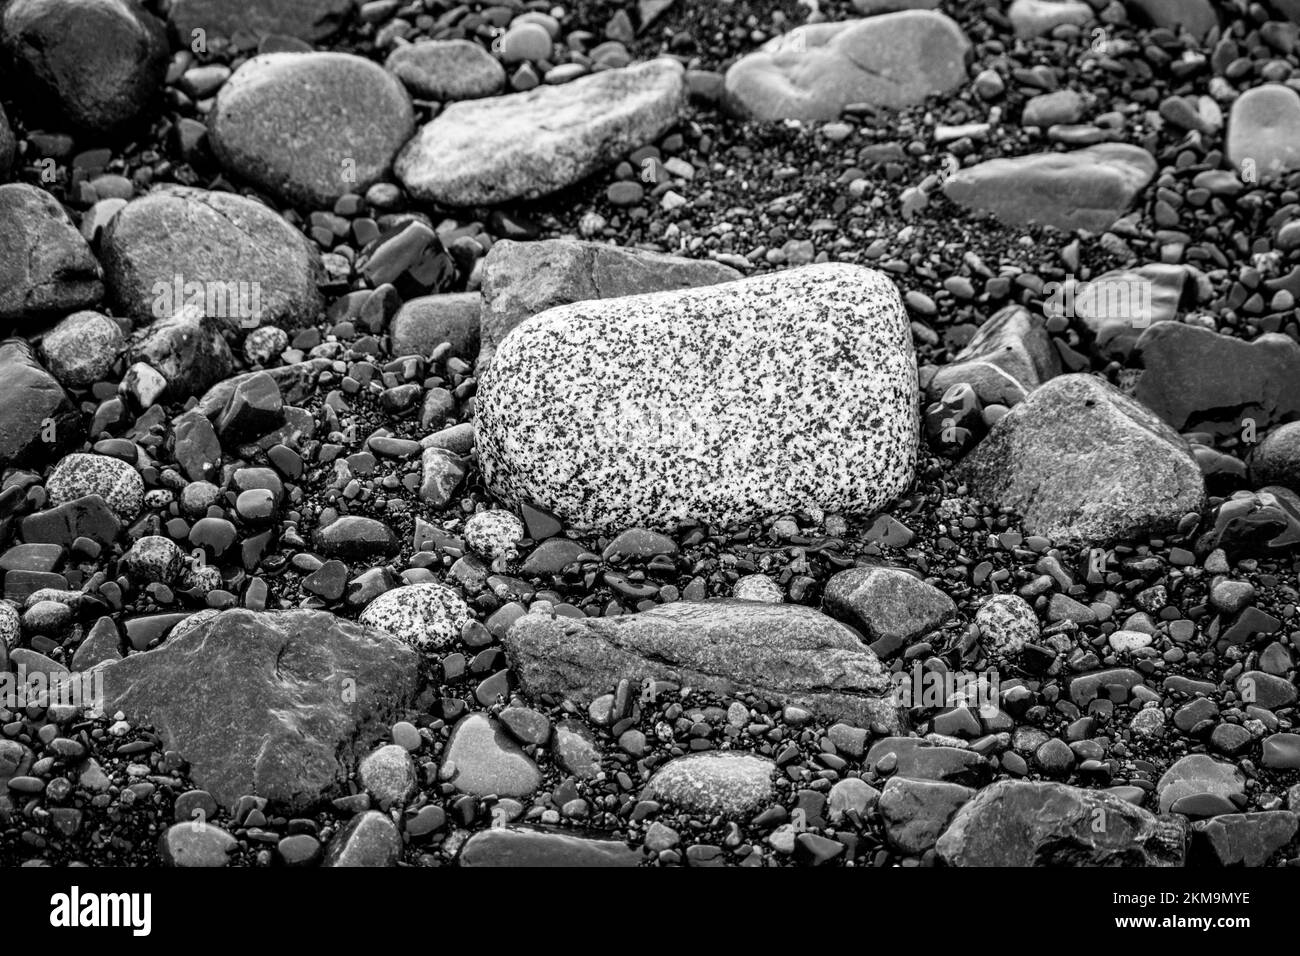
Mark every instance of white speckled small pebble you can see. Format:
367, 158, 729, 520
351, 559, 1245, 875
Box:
477, 263, 919, 532
1108, 629, 1153, 653
463, 510, 525, 559
46, 453, 144, 520
975, 594, 1038, 657
358, 582, 471, 651
733, 574, 783, 603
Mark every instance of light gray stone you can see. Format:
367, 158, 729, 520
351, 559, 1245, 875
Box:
724, 12, 970, 121
396, 58, 686, 206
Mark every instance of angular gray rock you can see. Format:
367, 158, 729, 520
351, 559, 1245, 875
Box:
0, 339, 79, 469
101, 187, 324, 331
93, 609, 419, 810
477, 263, 918, 532
130, 305, 234, 398
924, 305, 1061, 406
504, 600, 903, 731
935, 780, 1186, 866
209, 53, 414, 208
723, 12, 970, 121
958, 374, 1205, 544
0, 183, 104, 322
942, 144, 1156, 232
476, 238, 740, 371
396, 58, 686, 206
38, 311, 124, 388
822, 566, 955, 649
1066, 263, 1191, 361
1133, 322, 1300, 437
878, 777, 973, 855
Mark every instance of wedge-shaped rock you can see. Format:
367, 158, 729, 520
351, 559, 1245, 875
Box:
460, 826, 643, 867
925, 304, 1061, 406
477, 262, 918, 532
936, 780, 1186, 866
504, 600, 903, 731
958, 374, 1205, 544
396, 59, 685, 206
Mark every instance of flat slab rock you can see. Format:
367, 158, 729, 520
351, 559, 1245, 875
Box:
935, 780, 1186, 866
942, 144, 1157, 233
396, 58, 685, 206
477, 262, 918, 532
459, 826, 643, 867
724, 11, 970, 121
476, 237, 740, 371
92, 609, 419, 811
504, 600, 903, 731
958, 373, 1205, 545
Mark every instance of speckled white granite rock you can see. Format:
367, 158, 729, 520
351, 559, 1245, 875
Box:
46, 453, 143, 520
357, 583, 469, 652
477, 262, 919, 533
395, 58, 685, 206
463, 510, 525, 560
975, 594, 1038, 657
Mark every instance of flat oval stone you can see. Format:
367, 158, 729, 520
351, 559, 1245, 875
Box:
313, 515, 399, 559
724, 11, 970, 120
644, 752, 776, 815
209, 52, 414, 207
1227, 84, 1300, 182
385, 38, 506, 101
396, 58, 685, 206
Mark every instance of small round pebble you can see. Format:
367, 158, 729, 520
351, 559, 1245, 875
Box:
463, 510, 525, 560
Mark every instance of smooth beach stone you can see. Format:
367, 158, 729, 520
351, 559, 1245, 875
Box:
724, 12, 970, 121
476, 263, 918, 532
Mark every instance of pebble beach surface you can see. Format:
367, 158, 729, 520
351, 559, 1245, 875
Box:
1, 0, 1300, 871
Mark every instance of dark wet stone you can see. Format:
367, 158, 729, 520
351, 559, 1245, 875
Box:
878, 777, 973, 855
1134, 323, 1300, 437
313, 516, 399, 560
0, 184, 103, 322
20, 495, 119, 548
215, 371, 284, 444
389, 292, 480, 361
0, 0, 168, 137
866, 737, 992, 787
